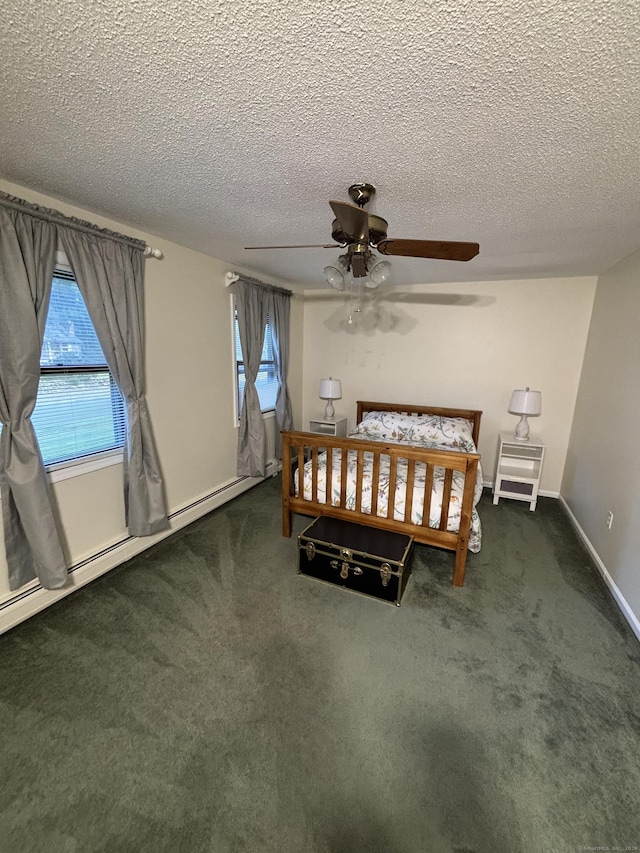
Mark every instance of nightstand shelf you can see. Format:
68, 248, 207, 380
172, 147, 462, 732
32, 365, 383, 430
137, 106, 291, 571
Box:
309, 417, 347, 437
493, 432, 545, 511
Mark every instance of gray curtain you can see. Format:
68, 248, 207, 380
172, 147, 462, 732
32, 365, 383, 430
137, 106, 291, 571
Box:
268, 288, 293, 458
0, 206, 68, 590
59, 227, 169, 537
235, 278, 269, 477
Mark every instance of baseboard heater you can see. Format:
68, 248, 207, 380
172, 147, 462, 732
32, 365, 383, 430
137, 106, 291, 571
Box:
0, 460, 281, 631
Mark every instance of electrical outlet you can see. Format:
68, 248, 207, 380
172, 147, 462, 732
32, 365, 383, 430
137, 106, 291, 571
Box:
606, 511, 614, 530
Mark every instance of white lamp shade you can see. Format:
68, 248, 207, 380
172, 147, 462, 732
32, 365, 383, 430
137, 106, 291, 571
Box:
366, 255, 392, 287
324, 255, 348, 291
319, 378, 342, 400
509, 388, 541, 416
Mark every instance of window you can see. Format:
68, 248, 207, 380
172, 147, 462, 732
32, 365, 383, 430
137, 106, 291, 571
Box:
32, 267, 126, 466
233, 304, 278, 417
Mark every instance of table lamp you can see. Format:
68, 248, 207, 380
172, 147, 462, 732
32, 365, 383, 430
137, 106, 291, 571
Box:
319, 378, 342, 420
509, 387, 541, 441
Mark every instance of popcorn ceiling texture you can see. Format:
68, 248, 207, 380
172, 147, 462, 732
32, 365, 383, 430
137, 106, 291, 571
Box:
1, 0, 640, 286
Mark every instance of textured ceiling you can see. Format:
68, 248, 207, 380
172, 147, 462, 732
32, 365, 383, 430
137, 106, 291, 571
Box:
1, 0, 640, 287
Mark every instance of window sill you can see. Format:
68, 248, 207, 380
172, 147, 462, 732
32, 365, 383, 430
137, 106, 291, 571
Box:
235, 409, 276, 427
46, 449, 124, 484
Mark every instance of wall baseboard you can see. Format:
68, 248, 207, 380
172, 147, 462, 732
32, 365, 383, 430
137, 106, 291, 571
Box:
0, 461, 281, 635
559, 496, 640, 643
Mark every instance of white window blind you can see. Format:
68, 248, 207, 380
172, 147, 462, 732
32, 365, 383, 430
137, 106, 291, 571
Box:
32, 271, 126, 465
234, 307, 278, 414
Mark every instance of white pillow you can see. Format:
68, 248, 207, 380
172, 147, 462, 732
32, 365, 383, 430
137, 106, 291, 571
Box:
351, 411, 476, 451
350, 411, 417, 442
406, 415, 475, 450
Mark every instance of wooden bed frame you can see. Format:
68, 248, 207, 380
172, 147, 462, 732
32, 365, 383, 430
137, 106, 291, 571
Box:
281, 401, 482, 587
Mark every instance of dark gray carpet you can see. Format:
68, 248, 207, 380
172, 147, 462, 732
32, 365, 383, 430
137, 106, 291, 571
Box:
0, 477, 638, 853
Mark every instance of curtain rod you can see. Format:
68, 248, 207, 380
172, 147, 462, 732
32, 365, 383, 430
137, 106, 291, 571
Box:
225, 270, 291, 295
0, 190, 163, 259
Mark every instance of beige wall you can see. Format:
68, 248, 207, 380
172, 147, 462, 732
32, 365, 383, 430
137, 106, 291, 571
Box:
562, 247, 640, 622
0, 179, 304, 599
302, 277, 597, 493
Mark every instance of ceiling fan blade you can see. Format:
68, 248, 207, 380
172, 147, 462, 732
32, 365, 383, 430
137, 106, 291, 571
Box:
377, 239, 479, 261
329, 201, 369, 243
245, 243, 339, 250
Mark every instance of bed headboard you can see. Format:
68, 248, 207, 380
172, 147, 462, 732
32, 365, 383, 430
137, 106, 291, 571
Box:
356, 401, 483, 448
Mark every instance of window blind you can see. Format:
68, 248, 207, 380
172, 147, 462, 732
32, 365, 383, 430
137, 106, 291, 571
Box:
32, 273, 126, 465
234, 310, 279, 413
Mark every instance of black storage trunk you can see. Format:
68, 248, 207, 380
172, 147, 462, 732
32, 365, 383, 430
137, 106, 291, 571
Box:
298, 516, 413, 606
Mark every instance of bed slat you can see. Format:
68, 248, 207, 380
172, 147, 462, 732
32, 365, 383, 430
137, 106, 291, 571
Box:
355, 448, 364, 513
371, 452, 380, 516
439, 468, 453, 531
422, 463, 434, 527
404, 458, 415, 524
387, 453, 397, 521
310, 446, 318, 503
297, 446, 305, 498
326, 445, 333, 506
339, 445, 348, 508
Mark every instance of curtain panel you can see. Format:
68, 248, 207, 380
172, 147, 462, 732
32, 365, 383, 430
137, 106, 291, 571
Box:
235, 279, 269, 477
59, 228, 168, 537
267, 288, 293, 457
234, 274, 292, 477
0, 190, 168, 592
0, 205, 68, 590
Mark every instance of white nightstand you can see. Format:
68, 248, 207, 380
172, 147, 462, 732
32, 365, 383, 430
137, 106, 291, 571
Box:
309, 416, 348, 437
493, 432, 545, 511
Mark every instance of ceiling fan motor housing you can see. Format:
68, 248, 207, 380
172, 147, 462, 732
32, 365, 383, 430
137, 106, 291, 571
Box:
331, 213, 388, 247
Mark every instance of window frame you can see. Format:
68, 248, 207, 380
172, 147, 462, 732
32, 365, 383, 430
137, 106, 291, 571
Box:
231, 295, 278, 426
38, 251, 125, 481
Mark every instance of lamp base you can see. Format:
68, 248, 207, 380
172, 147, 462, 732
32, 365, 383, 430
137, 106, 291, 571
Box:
324, 400, 335, 419
513, 414, 530, 441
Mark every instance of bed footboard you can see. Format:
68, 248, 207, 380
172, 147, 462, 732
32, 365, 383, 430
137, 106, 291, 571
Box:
281, 430, 480, 586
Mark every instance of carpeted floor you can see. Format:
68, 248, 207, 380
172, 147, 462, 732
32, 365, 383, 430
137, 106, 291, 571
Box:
0, 476, 638, 853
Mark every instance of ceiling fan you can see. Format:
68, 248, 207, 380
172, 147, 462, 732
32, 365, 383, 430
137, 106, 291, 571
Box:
245, 182, 479, 289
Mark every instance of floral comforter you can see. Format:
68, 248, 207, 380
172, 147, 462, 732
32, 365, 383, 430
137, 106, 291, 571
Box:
297, 434, 484, 553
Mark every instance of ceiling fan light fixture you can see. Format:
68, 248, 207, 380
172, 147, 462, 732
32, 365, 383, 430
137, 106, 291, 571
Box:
324, 254, 348, 290
366, 254, 392, 287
